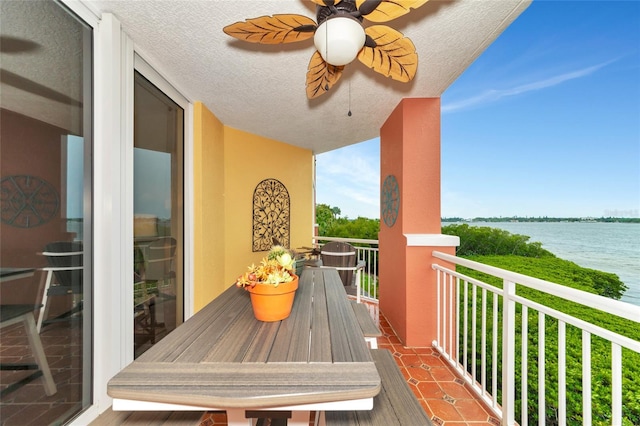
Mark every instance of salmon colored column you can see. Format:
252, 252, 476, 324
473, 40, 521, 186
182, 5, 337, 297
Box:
379, 98, 459, 347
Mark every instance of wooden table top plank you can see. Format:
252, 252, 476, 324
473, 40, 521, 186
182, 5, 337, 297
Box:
172, 288, 249, 362
325, 276, 351, 362
199, 294, 266, 363
324, 272, 361, 362
267, 274, 314, 362
326, 271, 372, 363
342, 305, 372, 363
108, 362, 380, 409
324, 271, 371, 363
310, 270, 332, 362
242, 320, 281, 362
139, 285, 245, 363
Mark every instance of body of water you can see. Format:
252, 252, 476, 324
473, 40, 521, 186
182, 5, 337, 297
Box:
464, 221, 640, 306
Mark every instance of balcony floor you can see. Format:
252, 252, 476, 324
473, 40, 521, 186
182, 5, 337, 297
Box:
1, 307, 497, 426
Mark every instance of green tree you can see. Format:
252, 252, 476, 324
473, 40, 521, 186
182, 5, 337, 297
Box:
316, 203, 335, 236
443, 223, 554, 258
331, 206, 341, 219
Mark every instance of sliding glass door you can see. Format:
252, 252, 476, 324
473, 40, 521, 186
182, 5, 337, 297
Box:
0, 0, 92, 423
133, 71, 184, 358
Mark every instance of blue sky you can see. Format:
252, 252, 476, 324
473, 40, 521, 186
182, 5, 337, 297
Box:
316, 0, 640, 220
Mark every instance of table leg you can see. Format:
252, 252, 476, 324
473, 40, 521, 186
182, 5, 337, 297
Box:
225, 409, 253, 426
313, 411, 325, 426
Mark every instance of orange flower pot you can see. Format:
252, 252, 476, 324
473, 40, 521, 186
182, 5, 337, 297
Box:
247, 274, 299, 322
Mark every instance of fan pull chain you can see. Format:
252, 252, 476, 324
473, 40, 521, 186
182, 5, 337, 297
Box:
325, 21, 330, 91
348, 80, 352, 116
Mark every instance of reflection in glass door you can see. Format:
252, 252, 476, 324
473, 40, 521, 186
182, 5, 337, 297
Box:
0, 0, 92, 423
133, 71, 184, 358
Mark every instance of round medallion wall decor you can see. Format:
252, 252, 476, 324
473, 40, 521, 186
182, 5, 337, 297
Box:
1, 175, 60, 228
381, 174, 400, 227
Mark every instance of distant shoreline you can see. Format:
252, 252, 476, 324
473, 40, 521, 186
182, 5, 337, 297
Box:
442, 217, 640, 224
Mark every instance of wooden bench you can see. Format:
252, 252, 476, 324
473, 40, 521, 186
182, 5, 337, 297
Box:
324, 349, 433, 426
350, 300, 381, 349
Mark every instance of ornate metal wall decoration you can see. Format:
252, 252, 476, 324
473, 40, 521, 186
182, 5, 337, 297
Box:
1, 175, 60, 228
381, 174, 400, 228
252, 178, 290, 251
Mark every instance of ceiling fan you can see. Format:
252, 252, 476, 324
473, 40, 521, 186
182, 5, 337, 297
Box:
223, 0, 428, 99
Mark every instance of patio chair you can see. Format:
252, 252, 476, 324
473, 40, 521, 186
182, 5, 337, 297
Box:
37, 241, 83, 333
134, 237, 176, 350
144, 237, 176, 285
1, 305, 57, 396
320, 241, 365, 301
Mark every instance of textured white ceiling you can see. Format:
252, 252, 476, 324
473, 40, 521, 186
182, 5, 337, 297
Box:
2, 0, 531, 154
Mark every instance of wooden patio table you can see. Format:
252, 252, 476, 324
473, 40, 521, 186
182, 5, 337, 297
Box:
107, 268, 381, 426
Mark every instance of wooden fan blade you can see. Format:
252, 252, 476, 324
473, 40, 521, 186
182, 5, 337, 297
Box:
310, 0, 343, 6
356, 0, 429, 23
223, 14, 317, 44
306, 51, 344, 99
357, 25, 417, 82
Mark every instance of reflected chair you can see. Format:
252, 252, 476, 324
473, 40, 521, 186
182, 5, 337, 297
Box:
37, 241, 83, 333
1, 305, 57, 396
144, 237, 177, 286
320, 241, 366, 302
134, 237, 176, 351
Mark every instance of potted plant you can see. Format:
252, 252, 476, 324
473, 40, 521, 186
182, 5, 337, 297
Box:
236, 245, 299, 321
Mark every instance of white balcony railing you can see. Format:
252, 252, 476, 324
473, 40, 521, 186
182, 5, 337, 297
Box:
432, 250, 640, 426
313, 236, 640, 424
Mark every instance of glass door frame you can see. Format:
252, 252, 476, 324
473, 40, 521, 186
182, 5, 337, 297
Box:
60, 4, 194, 423
126, 54, 194, 359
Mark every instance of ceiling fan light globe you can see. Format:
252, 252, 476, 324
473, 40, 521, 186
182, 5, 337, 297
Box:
314, 17, 365, 66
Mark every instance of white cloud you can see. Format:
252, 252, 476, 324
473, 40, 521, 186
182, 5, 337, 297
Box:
316, 139, 380, 219
442, 59, 616, 113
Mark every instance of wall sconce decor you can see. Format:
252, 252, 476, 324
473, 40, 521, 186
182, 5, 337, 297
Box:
252, 178, 290, 252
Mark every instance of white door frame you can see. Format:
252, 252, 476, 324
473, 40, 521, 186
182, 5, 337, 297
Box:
59, 2, 194, 423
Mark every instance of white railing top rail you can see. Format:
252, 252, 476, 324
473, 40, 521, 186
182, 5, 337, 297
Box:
433, 262, 640, 352
313, 236, 379, 246
432, 250, 640, 324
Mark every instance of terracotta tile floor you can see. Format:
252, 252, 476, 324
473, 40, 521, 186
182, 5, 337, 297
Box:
1, 306, 498, 426
199, 308, 500, 426
375, 312, 500, 426
0, 321, 84, 426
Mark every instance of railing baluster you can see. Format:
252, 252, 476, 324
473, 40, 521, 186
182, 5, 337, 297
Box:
612, 343, 622, 425
463, 279, 469, 376
472, 284, 477, 383
445, 272, 450, 355
558, 320, 566, 426
538, 312, 546, 426
522, 305, 528, 426
436, 268, 441, 347
492, 292, 498, 408
454, 274, 459, 365
502, 280, 516, 425
582, 330, 591, 425
481, 288, 487, 395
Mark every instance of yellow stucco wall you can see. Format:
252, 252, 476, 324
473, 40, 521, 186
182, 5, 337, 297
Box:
192, 103, 313, 312
193, 102, 225, 312
223, 126, 313, 288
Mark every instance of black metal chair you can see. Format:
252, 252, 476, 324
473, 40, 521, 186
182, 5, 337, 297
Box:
37, 241, 83, 332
